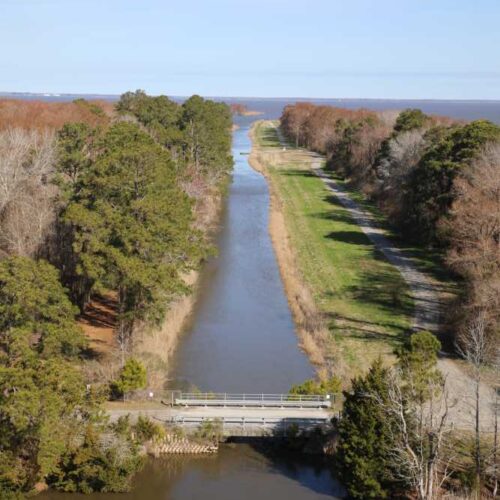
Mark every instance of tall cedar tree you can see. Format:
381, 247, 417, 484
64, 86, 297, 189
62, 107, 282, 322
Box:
0, 257, 92, 492
336, 359, 399, 499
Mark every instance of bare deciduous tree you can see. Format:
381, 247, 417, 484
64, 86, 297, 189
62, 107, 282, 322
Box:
456, 311, 489, 491
376, 369, 456, 500
445, 142, 500, 337
388, 376, 454, 500
377, 129, 426, 220
0, 128, 57, 257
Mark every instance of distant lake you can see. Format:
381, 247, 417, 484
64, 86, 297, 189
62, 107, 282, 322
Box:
2, 92, 500, 124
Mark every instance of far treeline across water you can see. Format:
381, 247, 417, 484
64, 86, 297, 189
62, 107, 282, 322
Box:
0, 91, 232, 497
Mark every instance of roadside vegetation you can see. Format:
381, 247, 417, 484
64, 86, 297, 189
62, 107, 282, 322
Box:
277, 104, 499, 498
0, 92, 232, 496
335, 331, 500, 499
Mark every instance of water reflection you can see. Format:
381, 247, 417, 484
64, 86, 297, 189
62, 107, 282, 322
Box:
42, 444, 344, 500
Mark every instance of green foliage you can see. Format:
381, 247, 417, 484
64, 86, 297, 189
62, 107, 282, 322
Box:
47, 425, 144, 494
181, 95, 233, 175
194, 419, 223, 442
73, 98, 106, 117
112, 358, 146, 398
132, 416, 165, 442
117, 90, 233, 178
336, 359, 400, 499
397, 331, 443, 403
0, 340, 101, 493
0, 256, 86, 358
56, 122, 95, 191
289, 376, 341, 395
394, 108, 429, 133
61, 121, 202, 330
0, 257, 131, 495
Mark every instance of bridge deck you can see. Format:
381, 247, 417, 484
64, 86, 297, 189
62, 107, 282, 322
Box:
108, 406, 333, 436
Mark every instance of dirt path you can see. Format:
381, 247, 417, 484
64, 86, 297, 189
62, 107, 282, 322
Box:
273, 124, 496, 430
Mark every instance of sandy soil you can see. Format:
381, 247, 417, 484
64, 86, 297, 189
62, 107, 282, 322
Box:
78, 292, 118, 357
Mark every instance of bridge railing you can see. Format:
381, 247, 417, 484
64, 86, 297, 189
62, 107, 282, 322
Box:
173, 392, 334, 408
165, 415, 332, 436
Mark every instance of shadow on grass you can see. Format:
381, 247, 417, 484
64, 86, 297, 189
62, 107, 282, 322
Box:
347, 267, 414, 317
259, 127, 280, 147
321, 264, 414, 347
325, 230, 372, 246
282, 168, 318, 178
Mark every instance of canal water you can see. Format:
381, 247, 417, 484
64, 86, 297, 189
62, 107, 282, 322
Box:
42, 116, 344, 499
169, 116, 313, 392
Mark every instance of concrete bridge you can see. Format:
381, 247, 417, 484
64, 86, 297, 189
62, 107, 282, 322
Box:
107, 393, 335, 437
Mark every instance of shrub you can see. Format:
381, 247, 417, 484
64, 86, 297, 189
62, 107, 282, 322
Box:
111, 358, 147, 399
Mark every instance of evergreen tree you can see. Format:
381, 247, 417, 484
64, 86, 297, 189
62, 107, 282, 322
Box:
394, 109, 430, 133
405, 119, 500, 243
112, 358, 147, 399
397, 330, 443, 404
0, 256, 86, 358
336, 359, 398, 499
62, 122, 202, 338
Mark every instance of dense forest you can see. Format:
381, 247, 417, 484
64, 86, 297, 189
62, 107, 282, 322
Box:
281, 104, 499, 498
0, 91, 232, 496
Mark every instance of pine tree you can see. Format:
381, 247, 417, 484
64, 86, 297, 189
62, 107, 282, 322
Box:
336, 359, 398, 499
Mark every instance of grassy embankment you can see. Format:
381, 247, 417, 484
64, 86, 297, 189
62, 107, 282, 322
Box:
250, 120, 414, 379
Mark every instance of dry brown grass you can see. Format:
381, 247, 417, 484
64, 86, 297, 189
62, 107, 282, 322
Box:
248, 127, 344, 381
0, 98, 114, 130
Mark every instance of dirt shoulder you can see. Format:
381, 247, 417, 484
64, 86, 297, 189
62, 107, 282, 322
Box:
249, 123, 335, 380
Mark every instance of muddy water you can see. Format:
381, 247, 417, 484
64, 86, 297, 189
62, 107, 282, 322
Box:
169, 119, 314, 392
42, 119, 344, 499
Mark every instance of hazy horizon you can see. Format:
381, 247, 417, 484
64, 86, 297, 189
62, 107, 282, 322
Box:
2, 0, 499, 100
2, 91, 500, 103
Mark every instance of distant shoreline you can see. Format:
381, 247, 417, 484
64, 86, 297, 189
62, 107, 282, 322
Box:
1, 92, 499, 103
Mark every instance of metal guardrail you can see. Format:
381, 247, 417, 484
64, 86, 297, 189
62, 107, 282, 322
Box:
168, 415, 329, 426
165, 415, 331, 436
173, 393, 333, 408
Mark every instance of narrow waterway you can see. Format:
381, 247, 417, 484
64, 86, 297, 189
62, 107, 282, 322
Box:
169, 117, 313, 392
42, 118, 344, 500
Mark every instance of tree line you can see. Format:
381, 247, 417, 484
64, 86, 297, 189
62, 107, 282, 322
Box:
0, 92, 233, 496
281, 103, 499, 362
281, 103, 500, 498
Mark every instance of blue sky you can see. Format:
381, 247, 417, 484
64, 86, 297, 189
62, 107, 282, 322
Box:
1, 0, 499, 99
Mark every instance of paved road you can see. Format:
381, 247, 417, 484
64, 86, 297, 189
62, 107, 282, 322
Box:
107, 405, 332, 436
108, 405, 332, 423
